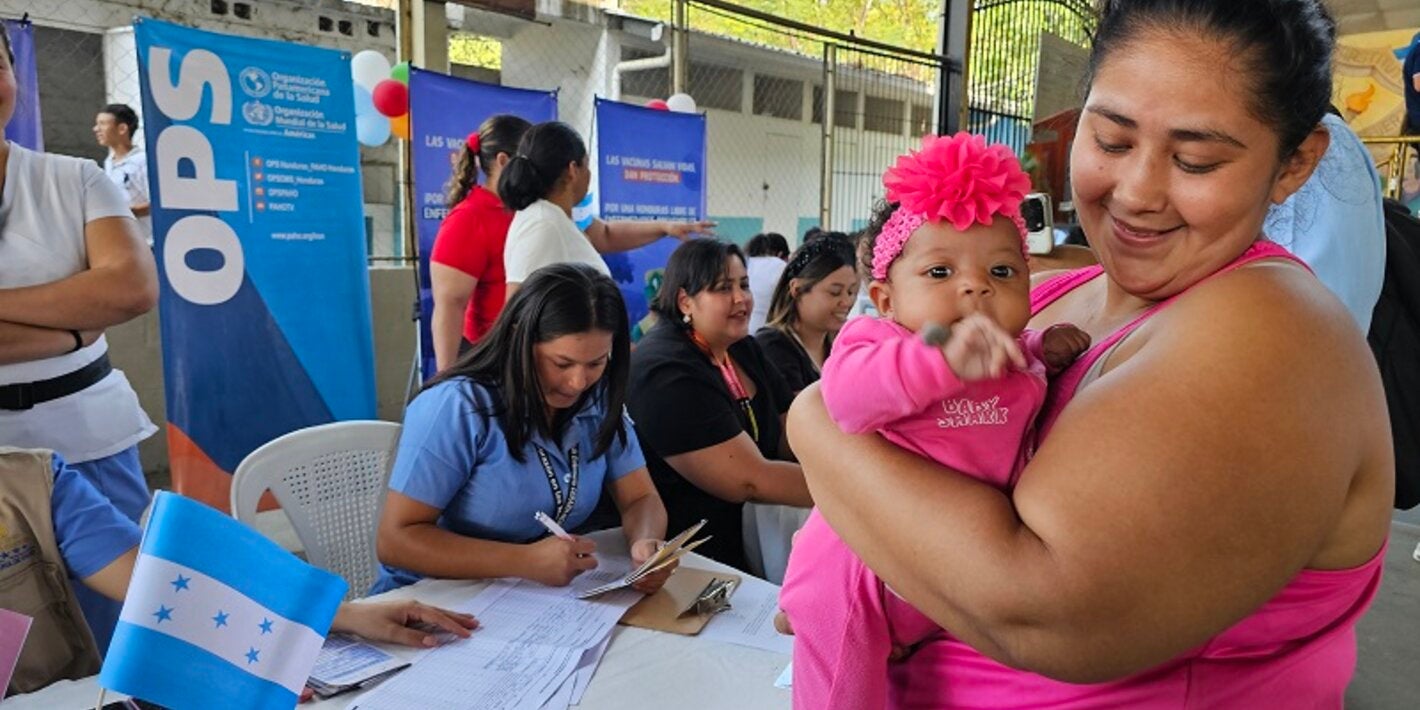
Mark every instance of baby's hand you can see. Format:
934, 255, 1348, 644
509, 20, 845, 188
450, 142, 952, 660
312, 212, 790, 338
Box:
942, 313, 1026, 381
1041, 324, 1091, 374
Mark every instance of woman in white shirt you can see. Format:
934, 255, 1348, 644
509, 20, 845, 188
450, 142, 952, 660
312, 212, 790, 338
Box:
0, 27, 159, 653
500, 121, 713, 299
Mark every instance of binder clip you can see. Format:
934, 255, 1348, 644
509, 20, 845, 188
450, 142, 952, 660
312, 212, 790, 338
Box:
683, 576, 735, 618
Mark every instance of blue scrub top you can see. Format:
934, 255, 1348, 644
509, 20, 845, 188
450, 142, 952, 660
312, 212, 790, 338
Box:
51, 453, 142, 579
371, 378, 645, 593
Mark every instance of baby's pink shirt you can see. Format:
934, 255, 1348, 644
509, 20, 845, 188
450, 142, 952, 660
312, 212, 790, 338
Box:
820, 316, 1049, 488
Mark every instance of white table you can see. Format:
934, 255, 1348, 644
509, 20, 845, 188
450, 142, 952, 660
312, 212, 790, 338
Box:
9, 535, 791, 709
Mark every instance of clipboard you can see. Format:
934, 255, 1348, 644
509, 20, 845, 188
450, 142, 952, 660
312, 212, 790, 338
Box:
619, 567, 741, 636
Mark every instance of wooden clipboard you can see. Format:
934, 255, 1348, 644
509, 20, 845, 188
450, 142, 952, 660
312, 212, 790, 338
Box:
619, 567, 741, 636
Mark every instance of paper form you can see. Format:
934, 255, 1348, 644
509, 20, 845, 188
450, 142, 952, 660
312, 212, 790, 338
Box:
349, 570, 641, 710
309, 634, 406, 688
347, 637, 581, 710
698, 570, 793, 654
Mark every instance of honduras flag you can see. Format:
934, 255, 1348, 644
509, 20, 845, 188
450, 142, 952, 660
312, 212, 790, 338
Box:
99, 492, 347, 709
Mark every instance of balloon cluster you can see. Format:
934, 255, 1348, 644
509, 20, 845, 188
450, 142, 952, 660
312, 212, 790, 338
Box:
352, 50, 412, 146
644, 93, 697, 113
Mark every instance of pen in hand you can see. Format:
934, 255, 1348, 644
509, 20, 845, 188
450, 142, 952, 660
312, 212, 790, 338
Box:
535, 511, 592, 559
534, 510, 573, 540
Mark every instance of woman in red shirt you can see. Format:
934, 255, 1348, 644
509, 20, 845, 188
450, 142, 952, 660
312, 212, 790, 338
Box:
429, 114, 531, 371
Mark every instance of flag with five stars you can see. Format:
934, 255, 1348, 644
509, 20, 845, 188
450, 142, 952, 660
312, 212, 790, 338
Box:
98, 491, 347, 709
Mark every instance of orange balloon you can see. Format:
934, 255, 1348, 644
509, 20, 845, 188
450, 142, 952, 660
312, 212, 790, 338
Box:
391, 112, 411, 140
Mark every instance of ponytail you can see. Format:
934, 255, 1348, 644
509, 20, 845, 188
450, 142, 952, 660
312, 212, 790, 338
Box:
499, 121, 588, 212
444, 113, 532, 208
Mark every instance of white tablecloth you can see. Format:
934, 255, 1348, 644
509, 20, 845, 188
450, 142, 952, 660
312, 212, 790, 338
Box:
8, 535, 791, 710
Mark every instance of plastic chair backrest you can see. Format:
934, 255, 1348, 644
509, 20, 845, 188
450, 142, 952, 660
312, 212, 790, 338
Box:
231, 421, 400, 601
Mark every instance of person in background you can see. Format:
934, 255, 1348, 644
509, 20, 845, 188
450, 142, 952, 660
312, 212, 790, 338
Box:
429, 114, 531, 371
627, 239, 811, 571
754, 237, 858, 397
0, 29, 158, 655
500, 121, 712, 300
1265, 110, 1385, 332
745, 232, 790, 332
780, 0, 1391, 704
93, 103, 151, 246
848, 229, 881, 319
0, 447, 478, 697
375, 264, 673, 594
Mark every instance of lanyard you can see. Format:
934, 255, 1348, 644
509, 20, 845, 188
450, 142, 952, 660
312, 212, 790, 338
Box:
690, 331, 761, 442
535, 444, 580, 525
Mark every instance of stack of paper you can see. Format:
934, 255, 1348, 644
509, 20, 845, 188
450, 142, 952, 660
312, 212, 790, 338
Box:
306, 634, 409, 698
348, 565, 642, 710
576, 519, 710, 599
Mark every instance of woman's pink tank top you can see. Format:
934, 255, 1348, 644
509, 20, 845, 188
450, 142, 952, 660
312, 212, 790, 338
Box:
888, 241, 1385, 709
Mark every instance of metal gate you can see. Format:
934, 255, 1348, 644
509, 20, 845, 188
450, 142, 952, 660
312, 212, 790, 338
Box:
965, 0, 1096, 155
663, 0, 952, 237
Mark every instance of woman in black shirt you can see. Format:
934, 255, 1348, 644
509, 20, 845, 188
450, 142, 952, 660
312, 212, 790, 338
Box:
754, 237, 859, 397
627, 240, 811, 571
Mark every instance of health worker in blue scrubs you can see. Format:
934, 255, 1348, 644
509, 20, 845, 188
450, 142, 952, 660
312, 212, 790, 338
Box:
373, 264, 674, 594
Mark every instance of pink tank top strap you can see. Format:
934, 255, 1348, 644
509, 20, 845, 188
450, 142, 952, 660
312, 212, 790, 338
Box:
1037, 240, 1309, 437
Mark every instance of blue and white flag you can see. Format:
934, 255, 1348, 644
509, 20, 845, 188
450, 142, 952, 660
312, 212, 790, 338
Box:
99, 492, 347, 710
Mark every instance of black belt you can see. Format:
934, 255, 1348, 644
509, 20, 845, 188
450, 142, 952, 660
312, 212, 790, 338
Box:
0, 353, 112, 411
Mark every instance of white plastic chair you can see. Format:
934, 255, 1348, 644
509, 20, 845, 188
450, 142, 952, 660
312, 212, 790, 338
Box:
231, 421, 401, 601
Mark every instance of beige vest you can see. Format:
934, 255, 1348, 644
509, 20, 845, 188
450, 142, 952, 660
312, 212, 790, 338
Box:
0, 447, 102, 695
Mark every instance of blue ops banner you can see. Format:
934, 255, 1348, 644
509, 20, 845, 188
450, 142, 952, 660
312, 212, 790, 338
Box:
593, 99, 707, 338
135, 18, 375, 508
409, 68, 556, 380
4, 19, 43, 151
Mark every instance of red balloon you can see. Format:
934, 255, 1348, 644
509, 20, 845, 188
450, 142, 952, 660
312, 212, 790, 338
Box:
372, 79, 409, 118
645, 99, 670, 111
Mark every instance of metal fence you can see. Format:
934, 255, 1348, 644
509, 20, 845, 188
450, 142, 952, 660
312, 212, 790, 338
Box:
643, 0, 954, 239
965, 0, 1095, 155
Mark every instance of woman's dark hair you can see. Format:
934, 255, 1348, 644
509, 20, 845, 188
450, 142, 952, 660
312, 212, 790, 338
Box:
1086, 0, 1336, 158
651, 239, 747, 326
446, 114, 531, 207
102, 103, 139, 138
765, 237, 857, 334
859, 199, 899, 278
499, 121, 588, 212
746, 232, 789, 259
428, 263, 630, 461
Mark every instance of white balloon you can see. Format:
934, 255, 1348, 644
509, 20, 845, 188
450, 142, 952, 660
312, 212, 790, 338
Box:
356, 113, 391, 146
351, 50, 392, 91
666, 93, 697, 113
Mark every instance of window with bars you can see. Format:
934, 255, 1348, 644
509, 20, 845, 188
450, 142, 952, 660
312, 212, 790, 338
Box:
753, 74, 803, 120
863, 95, 905, 134
812, 86, 860, 128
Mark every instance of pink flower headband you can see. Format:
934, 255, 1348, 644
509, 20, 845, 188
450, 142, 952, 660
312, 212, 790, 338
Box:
871, 132, 1032, 281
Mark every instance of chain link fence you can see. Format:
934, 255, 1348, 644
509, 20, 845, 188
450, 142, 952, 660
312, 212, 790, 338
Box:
653, 0, 950, 240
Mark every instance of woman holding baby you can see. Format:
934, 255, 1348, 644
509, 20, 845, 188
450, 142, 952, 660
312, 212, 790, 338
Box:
780, 0, 1393, 706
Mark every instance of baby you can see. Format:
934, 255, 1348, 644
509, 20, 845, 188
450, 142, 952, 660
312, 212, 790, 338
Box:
779, 133, 1090, 709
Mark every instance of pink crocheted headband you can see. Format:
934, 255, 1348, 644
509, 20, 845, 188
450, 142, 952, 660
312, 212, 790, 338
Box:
871, 132, 1032, 281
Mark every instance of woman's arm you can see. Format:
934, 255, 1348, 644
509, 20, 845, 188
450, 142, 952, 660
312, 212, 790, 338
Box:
430, 263, 477, 371
610, 468, 675, 593
666, 433, 811, 507
790, 267, 1388, 683
0, 216, 156, 330
377, 492, 598, 587
0, 322, 100, 365
582, 218, 712, 254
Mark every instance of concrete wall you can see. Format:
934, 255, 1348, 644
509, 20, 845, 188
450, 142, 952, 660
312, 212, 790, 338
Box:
108, 266, 418, 477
